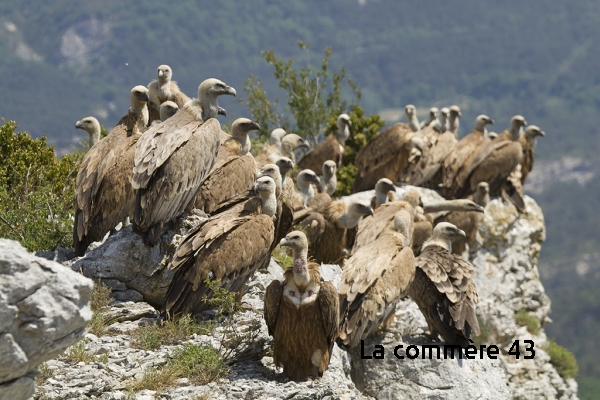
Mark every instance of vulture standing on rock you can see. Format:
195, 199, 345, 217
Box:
430, 107, 449, 132
441, 115, 494, 199
295, 200, 374, 264
264, 231, 339, 381
338, 210, 415, 348
457, 115, 527, 199
298, 114, 351, 172
73, 86, 150, 256
190, 118, 259, 214
352, 106, 423, 193
256, 133, 310, 167
519, 125, 545, 185
420, 107, 439, 129
147, 65, 191, 123
132, 78, 236, 246
405, 104, 420, 132
164, 176, 277, 317
407, 223, 480, 347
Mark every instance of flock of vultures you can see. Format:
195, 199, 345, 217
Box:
73, 65, 545, 381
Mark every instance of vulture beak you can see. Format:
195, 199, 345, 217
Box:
471, 204, 485, 213
523, 120, 528, 127
250, 121, 260, 131
300, 140, 310, 150
366, 207, 374, 217
75, 121, 83, 129
217, 106, 227, 116
489, 118, 495, 125
454, 228, 467, 238
279, 237, 290, 247
141, 92, 150, 102
224, 86, 236, 97
347, 119, 352, 127
458, 111, 462, 117
158, 70, 164, 78
538, 130, 546, 137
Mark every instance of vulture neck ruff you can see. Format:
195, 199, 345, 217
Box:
291, 248, 311, 291
422, 237, 452, 252
375, 190, 389, 208
298, 178, 315, 207
408, 114, 420, 132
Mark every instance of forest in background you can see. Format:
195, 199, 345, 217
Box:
1, 1, 599, 397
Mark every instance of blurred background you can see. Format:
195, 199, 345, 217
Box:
1, 1, 598, 397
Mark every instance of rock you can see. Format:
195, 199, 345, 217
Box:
67, 213, 206, 308
100, 302, 158, 324
0, 239, 93, 400
34, 246, 75, 264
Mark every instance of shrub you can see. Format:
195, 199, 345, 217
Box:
131, 315, 215, 350
515, 310, 541, 335
547, 339, 578, 379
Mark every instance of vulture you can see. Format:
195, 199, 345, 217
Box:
317, 160, 337, 195
447, 105, 462, 138
352, 107, 424, 193
370, 178, 396, 209
276, 157, 295, 201
164, 176, 277, 317
294, 169, 320, 209
132, 78, 236, 246
430, 107, 449, 132
190, 118, 259, 214
441, 115, 495, 199
420, 107, 439, 129
73, 86, 150, 256
264, 231, 339, 380
76, 116, 101, 150
297, 114, 351, 172
428, 187, 488, 255
407, 222, 480, 346
398, 117, 458, 187
147, 65, 191, 123
270, 128, 287, 150
519, 125, 545, 185
405, 104, 420, 132
256, 133, 310, 167
457, 115, 527, 199
295, 200, 374, 265
159, 101, 179, 121
353, 190, 421, 254
338, 210, 415, 348
412, 206, 434, 256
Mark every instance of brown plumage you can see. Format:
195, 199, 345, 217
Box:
164, 176, 277, 317
191, 118, 259, 214
412, 208, 434, 256
339, 210, 415, 347
441, 115, 494, 199
264, 231, 339, 380
458, 115, 527, 199
147, 65, 191, 123
407, 223, 480, 347
432, 187, 489, 255
73, 86, 149, 256
256, 134, 310, 167
352, 121, 420, 193
295, 200, 374, 264
132, 78, 236, 245
519, 125, 545, 185
298, 114, 351, 172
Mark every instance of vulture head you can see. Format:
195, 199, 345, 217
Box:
405, 104, 420, 132
297, 169, 320, 187
282, 134, 310, 152
475, 115, 494, 132
75, 116, 101, 149
402, 190, 422, 211
280, 230, 309, 253
130, 85, 150, 108
393, 210, 413, 245
429, 107, 439, 119
336, 114, 352, 142
375, 178, 396, 195
322, 160, 337, 179
433, 222, 466, 241
487, 132, 499, 140
231, 118, 260, 141
255, 176, 278, 217
159, 101, 179, 122
270, 128, 287, 147
477, 181, 490, 195
510, 115, 528, 139
156, 65, 172, 84
449, 105, 462, 118
524, 125, 545, 139
474, 182, 490, 207
196, 78, 236, 121
405, 104, 416, 118
258, 163, 283, 196
440, 107, 450, 124
275, 157, 294, 177
348, 202, 375, 220
280, 231, 311, 285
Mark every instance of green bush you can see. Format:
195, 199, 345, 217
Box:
515, 310, 541, 335
547, 339, 578, 379
0, 120, 82, 251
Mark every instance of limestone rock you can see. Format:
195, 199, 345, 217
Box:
0, 239, 93, 400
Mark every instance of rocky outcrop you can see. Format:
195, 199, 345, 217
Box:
0, 239, 93, 400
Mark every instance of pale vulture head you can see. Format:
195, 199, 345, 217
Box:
270, 128, 287, 147
477, 181, 490, 195
405, 104, 416, 118
322, 160, 337, 179
403, 190, 422, 212
429, 107, 439, 119
510, 115, 528, 139
280, 230, 309, 253
275, 157, 294, 176
297, 169, 320, 187
159, 101, 179, 121
231, 118, 260, 139
375, 178, 396, 195
255, 176, 278, 217
524, 125, 545, 139
474, 182, 490, 207
449, 105, 462, 118
130, 85, 150, 110
258, 163, 283, 190
433, 222, 466, 241
346, 203, 375, 227
475, 115, 494, 131
75, 116, 101, 149
255, 175, 277, 195
281, 134, 310, 161
197, 78, 236, 121
336, 114, 352, 142
156, 65, 173, 84
440, 108, 450, 123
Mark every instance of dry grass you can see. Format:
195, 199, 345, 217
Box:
35, 362, 53, 386
63, 340, 95, 363
87, 280, 113, 336
130, 315, 215, 350
271, 245, 293, 269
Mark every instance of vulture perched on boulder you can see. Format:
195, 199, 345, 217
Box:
147, 65, 191, 123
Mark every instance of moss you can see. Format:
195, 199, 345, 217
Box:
515, 310, 541, 335
547, 339, 578, 379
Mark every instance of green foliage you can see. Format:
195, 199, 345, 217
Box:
35, 362, 53, 386
547, 339, 578, 380
63, 340, 95, 363
271, 245, 293, 269
515, 310, 541, 335
131, 315, 215, 350
0, 121, 81, 251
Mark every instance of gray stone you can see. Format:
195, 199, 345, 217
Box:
0, 374, 35, 400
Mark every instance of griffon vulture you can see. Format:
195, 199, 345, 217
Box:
164, 176, 277, 317
147, 65, 191, 123
420, 107, 439, 129
405, 104, 420, 132
132, 78, 236, 246
256, 133, 310, 167
294, 169, 321, 209
407, 222, 480, 346
298, 114, 351, 172
370, 178, 396, 209
190, 118, 259, 214
519, 125, 545, 185
76, 116, 101, 150
317, 160, 337, 195
447, 105, 462, 138
264, 231, 339, 380
276, 157, 295, 201
441, 115, 495, 199
430, 107, 449, 132
457, 115, 527, 199
73, 86, 150, 256
270, 128, 287, 150
338, 210, 415, 347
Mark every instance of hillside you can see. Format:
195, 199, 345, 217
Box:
1, 1, 598, 398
